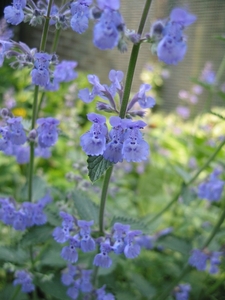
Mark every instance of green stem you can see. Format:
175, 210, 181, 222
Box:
98, 0, 152, 234
39, 0, 54, 51
51, 28, 61, 53
215, 50, 225, 84
99, 166, 113, 234
119, 0, 152, 118
155, 200, 225, 300
202, 202, 225, 249
187, 138, 225, 186
9, 285, 20, 300
147, 185, 183, 225
28, 85, 39, 202
148, 138, 225, 224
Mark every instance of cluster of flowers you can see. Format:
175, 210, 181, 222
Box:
0, 109, 60, 163
3, 0, 137, 51
188, 249, 222, 274
80, 113, 150, 163
0, 193, 52, 230
53, 213, 144, 268
0, 37, 78, 90
173, 284, 191, 300
13, 270, 35, 293
198, 169, 225, 202
61, 265, 114, 300
150, 7, 196, 65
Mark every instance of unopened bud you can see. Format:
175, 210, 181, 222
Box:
1, 108, 9, 118
28, 129, 37, 141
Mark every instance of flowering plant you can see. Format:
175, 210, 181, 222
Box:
0, 1, 225, 300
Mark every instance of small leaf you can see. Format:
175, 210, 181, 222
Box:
40, 244, 66, 267
71, 190, 99, 225
173, 165, 191, 182
20, 225, 54, 247
157, 235, 192, 256
20, 175, 48, 202
130, 273, 156, 298
87, 155, 113, 182
110, 216, 148, 233
0, 247, 28, 263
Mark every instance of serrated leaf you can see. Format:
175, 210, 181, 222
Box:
20, 225, 54, 247
0, 247, 28, 263
71, 190, 99, 225
111, 216, 148, 233
87, 155, 113, 182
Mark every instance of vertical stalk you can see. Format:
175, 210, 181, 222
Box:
27, 0, 54, 202
98, 0, 152, 235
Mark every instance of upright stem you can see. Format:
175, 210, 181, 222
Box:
148, 138, 225, 224
119, 0, 152, 118
98, 0, 153, 234
155, 201, 225, 300
27, 0, 53, 202
99, 166, 113, 235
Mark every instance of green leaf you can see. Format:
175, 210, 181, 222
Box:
21, 119, 31, 131
40, 243, 66, 267
20, 225, 54, 247
71, 190, 99, 225
0, 247, 28, 263
87, 155, 113, 182
110, 216, 148, 233
130, 273, 156, 298
157, 235, 192, 256
172, 165, 191, 182
20, 175, 48, 201
36, 274, 71, 300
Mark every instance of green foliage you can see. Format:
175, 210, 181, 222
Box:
87, 155, 113, 182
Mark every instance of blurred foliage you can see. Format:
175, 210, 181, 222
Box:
0, 61, 225, 300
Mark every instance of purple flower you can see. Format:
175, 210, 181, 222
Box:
0, 198, 16, 225
188, 249, 208, 271
93, 10, 124, 50
152, 8, 196, 65
67, 279, 80, 299
31, 53, 52, 87
54, 60, 78, 83
209, 252, 222, 274
0, 40, 13, 67
4, 0, 26, 25
96, 285, 115, 300
198, 170, 225, 202
112, 222, 130, 254
14, 145, 30, 164
80, 113, 107, 156
61, 264, 77, 286
137, 84, 155, 109
174, 284, 191, 300
103, 116, 126, 163
61, 236, 80, 263
13, 210, 27, 230
13, 270, 35, 293
77, 220, 96, 252
93, 239, 112, 268
70, 1, 91, 34
97, 0, 120, 10
122, 120, 149, 163
170, 8, 197, 26
176, 106, 190, 119
7, 117, 26, 145
80, 269, 93, 293
124, 230, 142, 259
36, 117, 59, 148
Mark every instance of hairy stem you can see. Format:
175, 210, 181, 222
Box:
119, 0, 152, 118
99, 166, 113, 235
98, 0, 152, 234
148, 138, 225, 224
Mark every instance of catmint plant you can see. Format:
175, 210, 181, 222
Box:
1, 0, 225, 299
